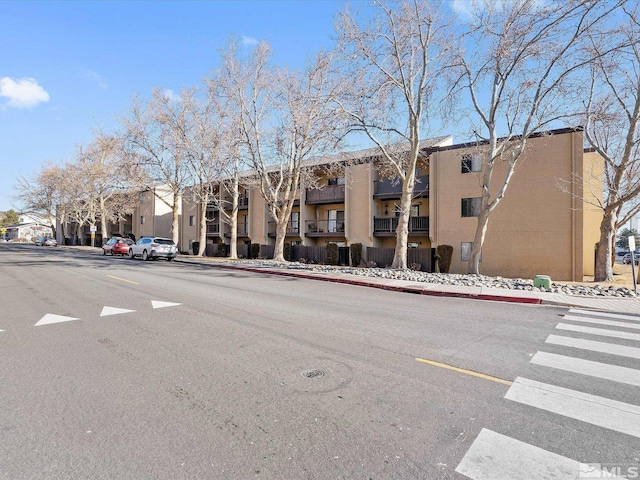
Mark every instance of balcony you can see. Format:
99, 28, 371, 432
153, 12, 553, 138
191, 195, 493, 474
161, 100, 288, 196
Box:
206, 222, 220, 235
224, 222, 249, 238
305, 185, 345, 205
305, 219, 345, 237
373, 175, 429, 200
267, 221, 301, 238
373, 216, 429, 236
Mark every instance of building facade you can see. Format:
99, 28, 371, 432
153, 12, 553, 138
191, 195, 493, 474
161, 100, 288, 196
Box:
130, 128, 602, 281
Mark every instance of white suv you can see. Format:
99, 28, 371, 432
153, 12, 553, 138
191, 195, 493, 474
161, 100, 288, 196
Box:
129, 237, 177, 261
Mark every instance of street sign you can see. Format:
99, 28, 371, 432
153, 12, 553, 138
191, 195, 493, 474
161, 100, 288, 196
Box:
90, 225, 97, 233
629, 235, 637, 295
629, 235, 636, 252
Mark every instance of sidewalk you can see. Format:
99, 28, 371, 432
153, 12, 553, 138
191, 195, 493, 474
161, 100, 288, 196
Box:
174, 256, 640, 315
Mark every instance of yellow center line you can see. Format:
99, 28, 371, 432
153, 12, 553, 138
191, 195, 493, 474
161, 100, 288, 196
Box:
107, 274, 139, 285
415, 357, 513, 386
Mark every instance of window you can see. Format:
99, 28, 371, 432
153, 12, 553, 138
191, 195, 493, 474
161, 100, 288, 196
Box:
140, 215, 145, 225
461, 197, 481, 217
461, 242, 481, 262
328, 177, 345, 186
328, 210, 345, 232
394, 205, 419, 217
290, 212, 300, 233
189, 215, 195, 227
461, 153, 482, 173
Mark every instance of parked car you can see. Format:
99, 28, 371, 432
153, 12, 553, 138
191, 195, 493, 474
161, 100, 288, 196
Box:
34, 236, 56, 246
102, 237, 133, 256
128, 237, 177, 261
622, 253, 639, 265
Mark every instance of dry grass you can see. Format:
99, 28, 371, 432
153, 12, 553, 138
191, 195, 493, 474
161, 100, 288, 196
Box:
577, 261, 639, 290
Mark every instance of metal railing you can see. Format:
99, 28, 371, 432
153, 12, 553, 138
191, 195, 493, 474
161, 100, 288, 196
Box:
305, 184, 345, 204
374, 175, 429, 197
373, 216, 429, 233
305, 219, 345, 234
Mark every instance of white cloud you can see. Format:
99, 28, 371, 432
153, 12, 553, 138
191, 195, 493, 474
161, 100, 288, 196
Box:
85, 70, 108, 89
451, 0, 473, 18
163, 89, 181, 102
242, 35, 259, 47
0, 77, 50, 109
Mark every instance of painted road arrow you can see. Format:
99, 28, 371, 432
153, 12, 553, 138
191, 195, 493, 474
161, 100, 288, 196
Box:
151, 301, 182, 309
100, 306, 136, 317
35, 314, 79, 327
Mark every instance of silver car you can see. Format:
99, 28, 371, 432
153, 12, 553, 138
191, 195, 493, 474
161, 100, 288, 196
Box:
128, 237, 177, 261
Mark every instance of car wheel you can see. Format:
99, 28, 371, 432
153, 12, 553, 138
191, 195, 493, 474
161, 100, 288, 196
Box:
142, 250, 148, 261
102, 249, 106, 256
129, 249, 134, 259
166, 257, 173, 262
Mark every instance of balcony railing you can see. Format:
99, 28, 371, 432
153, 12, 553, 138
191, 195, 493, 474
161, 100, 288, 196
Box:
225, 222, 249, 237
268, 221, 301, 237
305, 185, 345, 204
373, 175, 429, 199
373, 216, 429, 235
206, 222, 220, 234
305, 219, 345, 236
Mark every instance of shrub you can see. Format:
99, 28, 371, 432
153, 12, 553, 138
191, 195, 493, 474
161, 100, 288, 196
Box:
436, 245, 453, 273
216, 243, 228, 257
409, 263, 422, 271
367, 261, 377, 268
350, 243, 363, 267
250, 243, 260, 259
283, 242, 291, 261
326, 242, 339, 265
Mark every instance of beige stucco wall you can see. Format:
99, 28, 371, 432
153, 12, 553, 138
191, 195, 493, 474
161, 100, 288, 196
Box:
432, 131, 595, 281
582, 151, 604, 276
248, 186, 268, 245
346, 163, 373, 246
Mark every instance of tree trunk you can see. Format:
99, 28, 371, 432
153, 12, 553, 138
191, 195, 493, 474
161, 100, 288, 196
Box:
468, 209, 491, 275
99, 194, 108, 243
391, 170, 416, 269
228, 180, 239, 260
273, 220, 287, 262
594, 208, 617, 282
197, 196, 207, 257
171, 193, 180, 246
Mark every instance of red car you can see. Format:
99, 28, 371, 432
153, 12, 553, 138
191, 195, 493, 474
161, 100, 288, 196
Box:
102, 237, 134, 256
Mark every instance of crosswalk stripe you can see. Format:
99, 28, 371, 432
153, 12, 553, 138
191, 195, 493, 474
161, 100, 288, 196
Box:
455, 428, 621, 479
557, 323, 640, 342
546, 334, 640, 360
563, 314, 640, 330
505, 377, 640, 438
569, 308, 640, 323
531, 351, 640, 387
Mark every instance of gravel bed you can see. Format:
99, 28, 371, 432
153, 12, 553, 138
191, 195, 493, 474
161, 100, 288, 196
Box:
225, 259, 638, 298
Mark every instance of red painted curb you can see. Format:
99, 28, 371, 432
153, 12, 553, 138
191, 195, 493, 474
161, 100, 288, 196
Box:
178, 259, 543, 305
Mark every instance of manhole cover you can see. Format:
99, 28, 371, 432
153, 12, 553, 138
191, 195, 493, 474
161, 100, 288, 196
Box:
302, 369, 325, 378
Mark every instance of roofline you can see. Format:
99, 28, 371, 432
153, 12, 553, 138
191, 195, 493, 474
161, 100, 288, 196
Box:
425, 127, 584, 154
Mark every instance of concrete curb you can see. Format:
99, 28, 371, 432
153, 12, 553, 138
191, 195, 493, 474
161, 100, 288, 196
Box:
175, 258, 543, 305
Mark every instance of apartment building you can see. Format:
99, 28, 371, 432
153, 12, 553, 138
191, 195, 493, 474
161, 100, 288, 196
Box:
133, 127, 601, 281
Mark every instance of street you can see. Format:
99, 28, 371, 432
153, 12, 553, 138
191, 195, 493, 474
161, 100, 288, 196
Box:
1, 244, 639, 479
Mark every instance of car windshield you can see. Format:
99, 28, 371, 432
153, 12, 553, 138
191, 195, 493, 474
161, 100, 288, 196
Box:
154, 239, 174, 245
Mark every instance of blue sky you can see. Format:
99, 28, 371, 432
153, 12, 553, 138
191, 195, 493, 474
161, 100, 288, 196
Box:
0, 0, 348, 212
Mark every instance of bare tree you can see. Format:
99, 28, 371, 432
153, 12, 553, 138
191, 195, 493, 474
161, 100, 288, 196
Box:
334, 0, 454, 269
583, 4, 640, 281
121, 90, 191, 245
453, 0, 621, 275
15, 162, 75, 240
226, 41, 344, 261
181, 86, 232, 257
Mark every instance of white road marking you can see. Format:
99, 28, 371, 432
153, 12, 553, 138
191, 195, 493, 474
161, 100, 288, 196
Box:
569, 308, 640, 323
556, 323, 640, 342
151, 300, 182, 309
546, 334, 640, 360
34, 314, 79, 327
455, 428, 620, 479
100, 306, 136, 317
531, 351, 640, 387
505, 377, 640, 438
563, 314, 640, 330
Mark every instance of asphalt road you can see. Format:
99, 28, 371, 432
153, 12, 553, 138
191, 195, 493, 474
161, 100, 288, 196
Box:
1, 244, 638, 479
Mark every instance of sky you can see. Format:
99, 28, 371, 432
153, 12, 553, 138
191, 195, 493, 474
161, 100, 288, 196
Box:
0, 0, 352, 212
